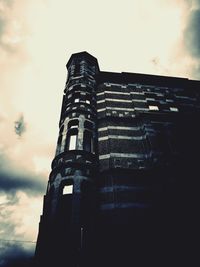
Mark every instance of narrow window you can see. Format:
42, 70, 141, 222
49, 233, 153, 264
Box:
63, 185, 73, 195
85, 94, 91, 105
84, 120, 93, 130
83, 131, 93, 153
57, 135, 62, 145
56, 134, 63, 154
69, 134, 77, 150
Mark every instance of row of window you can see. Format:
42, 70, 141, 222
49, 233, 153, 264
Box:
103, 82, 186, 94
66, 91, 95, 109
59, 119, 94, 134
97, 105, 179, 112
97, 95, 177, 106
149, 105, 178, 112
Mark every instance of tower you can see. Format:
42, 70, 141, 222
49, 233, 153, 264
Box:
35, 52, 200, 267
35, 52, 100, 267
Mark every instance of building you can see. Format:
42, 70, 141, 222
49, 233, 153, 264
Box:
35, 52, 200, 267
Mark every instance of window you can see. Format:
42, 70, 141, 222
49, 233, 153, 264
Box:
170, 107, 178, 112
83, 131, 93, 153
68, 119, 79, 129
65, 126, 78, 151
69, 134, 77, 150
84, 120, 93, 130
149, 105, 159, 111
75, 98, 79, 103
85, 94, 91, 105
57, 135, 62, 146
56, 134, 63, 154
63, 185, 73, 195
68, 94, 72, 99
59, 125, 64, 135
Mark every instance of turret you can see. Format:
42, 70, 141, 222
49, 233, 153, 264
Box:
35, 52, 100, 267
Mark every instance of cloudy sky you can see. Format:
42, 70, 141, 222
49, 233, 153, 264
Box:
0, 0, 200, 265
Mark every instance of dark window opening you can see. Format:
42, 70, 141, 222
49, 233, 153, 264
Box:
73, 92, 81, 103
84, 120, 93, 130
59, 125, 64, 135
83, 130, 93, 153
68, 119, 79, 129
57, 135, 62, 146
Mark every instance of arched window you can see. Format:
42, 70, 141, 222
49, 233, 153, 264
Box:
83, 130, 93, 153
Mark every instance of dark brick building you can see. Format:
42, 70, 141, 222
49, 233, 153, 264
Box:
35, 52, 200, 267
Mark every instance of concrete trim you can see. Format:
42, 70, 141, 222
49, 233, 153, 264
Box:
98, 126, 141, 131
98, 135, 146, 141
97, 107, 135, 112
97, 98, 132, 104
99, 153, 149, 160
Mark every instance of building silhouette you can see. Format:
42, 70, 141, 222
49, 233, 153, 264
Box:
35, 52, 200, 267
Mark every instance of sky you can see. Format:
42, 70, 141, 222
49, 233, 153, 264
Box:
0, 0, 200, 265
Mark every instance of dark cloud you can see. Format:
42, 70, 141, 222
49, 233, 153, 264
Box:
0, 152, 46, 196
14, 115, 26, 137
0, 242, 34, 267
184, 8, 200, 58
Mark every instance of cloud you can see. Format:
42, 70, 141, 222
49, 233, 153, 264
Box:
181, 1, 200, 79
183, 8, 200, 58
0, 151, 46, 195
14, 115, 26, 137
0, 190, 42, 246
0, 242, 34, 267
